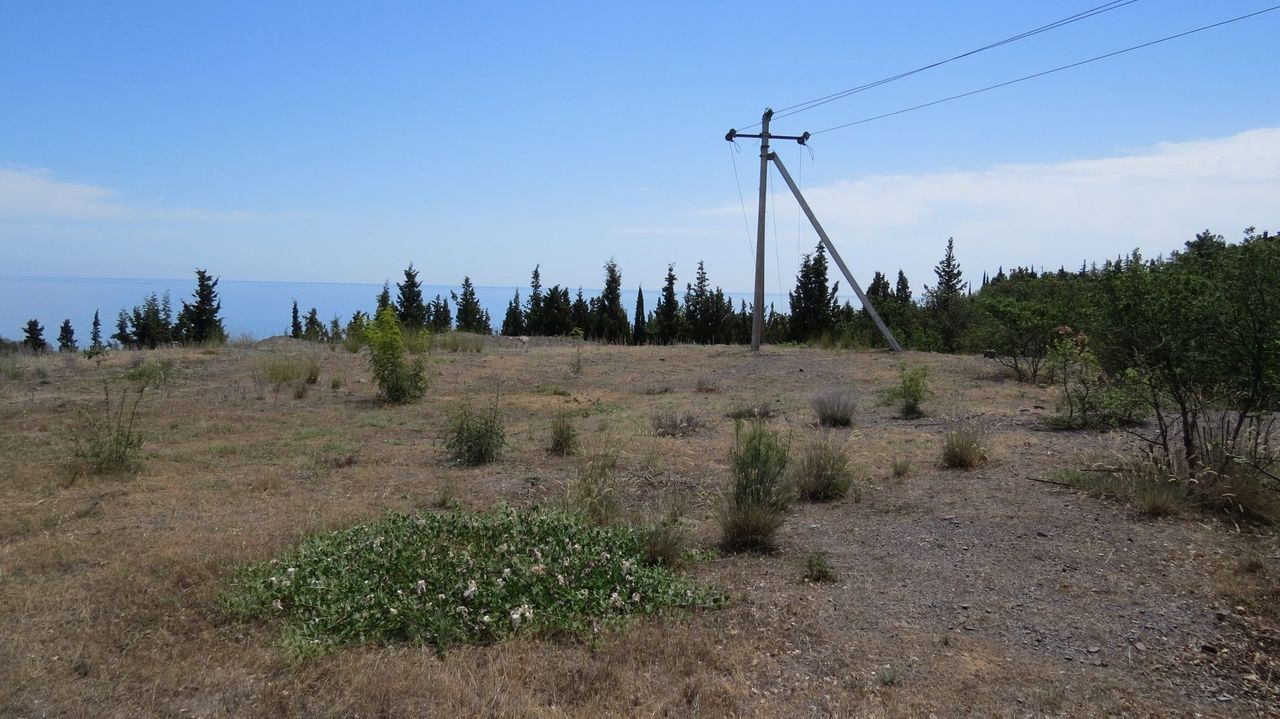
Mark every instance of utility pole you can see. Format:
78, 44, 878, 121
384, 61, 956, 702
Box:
726, 109, 808, 352
726, 110, 902, 352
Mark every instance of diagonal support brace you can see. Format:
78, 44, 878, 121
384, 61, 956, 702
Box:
769, 153, 903, 352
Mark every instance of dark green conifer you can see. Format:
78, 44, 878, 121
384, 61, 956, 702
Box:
454, 276, 490, 334
396, 263, 428, 329
632, 286, 646, 345
22, 319, 47, 352
57, 319, 77, 352
176, 269, 225, 344
591, 259, 629, 343
501, 290, 525, 336
652, 264, 681, 345
290, 300, 303, 339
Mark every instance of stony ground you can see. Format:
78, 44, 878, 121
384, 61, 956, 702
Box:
1, 338, 1277, 718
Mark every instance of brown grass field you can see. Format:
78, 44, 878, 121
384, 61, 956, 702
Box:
2, 338, 1278, 718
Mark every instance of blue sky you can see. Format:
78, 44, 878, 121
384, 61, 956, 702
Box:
2, 0, 1277, 297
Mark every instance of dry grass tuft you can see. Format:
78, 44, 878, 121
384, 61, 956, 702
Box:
651, 410, 703, 438
792, 433, 855, 502
812, 388, 856, 427
942, 423, 989, 469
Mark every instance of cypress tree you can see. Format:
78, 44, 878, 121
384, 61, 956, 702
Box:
653, 264, 681, 345
684, 261, 712, 343
129, 293, 172, 349
427, 295, 451, 332
89, 310, 104, 353
290, 300, 303, 339
396, 263, 428, 329
545, 286, 573, 335
788, 242, 840, 342
894, 270, 913, 304
501, 289, 525, 336
22, 319, 47, 352
57, 319, 77, 352
376, 282, 393, 314
113, 310, 132, 348
632, 285, 646, 345
924, 237, 969, 351
454, 276, 490, 334
592, 259, 629, 343
303, 307, 327, 341
570, 288, 590, 335
525, 265, 544, 336
176, 269, 225, 344
867, 271, 891, 302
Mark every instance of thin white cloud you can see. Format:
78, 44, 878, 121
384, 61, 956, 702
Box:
0, 166, 258, 222
703, 127, 1280, 288
611, 225, 735, 238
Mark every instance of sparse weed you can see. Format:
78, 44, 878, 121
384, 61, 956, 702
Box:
121, 357, 175, 386
330, 376, 344, 390
651, 410, 703, 438
640, 498, 688, 569
446, 405, 505, 465
642, 385, 672, 396
260, 356, 305, 385
720, 421, 791, 552
73, 381, 146, 474
942, 423, 989, 469
303, 356, 320, 385
727, 403, 775, 421
876, 666, 899, 686
566, 446, 619, 525
291, 380, 309, 400
695, 376, 719, 393
402, 328, 432, 355
0, 355, 24, 381
812, 388, 856, 427
891, 457, 911, 479
792, 433, 855, 501
433, 332, 484, 353
548, 413, 578, 456
803, 551, 837, 583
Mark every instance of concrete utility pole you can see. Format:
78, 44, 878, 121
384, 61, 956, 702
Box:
725, 110, 902, 352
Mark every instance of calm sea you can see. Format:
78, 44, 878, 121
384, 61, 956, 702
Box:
0, 276, 789, 342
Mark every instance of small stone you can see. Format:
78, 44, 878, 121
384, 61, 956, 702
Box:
1036, 531, 1049, 538
1200, 644, 1218, 654
1134, 642, 1147, 651
1087, 646, 1100, 654
960, 603, 971, 610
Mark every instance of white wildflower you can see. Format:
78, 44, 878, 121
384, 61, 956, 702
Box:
631, 592, 640, 603
271, 600, 283, 611
416, 580, 427, 594
531, 563, 546, 575
463, 580, 478, 599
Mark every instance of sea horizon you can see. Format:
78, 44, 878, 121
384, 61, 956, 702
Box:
0, 274, 797, 343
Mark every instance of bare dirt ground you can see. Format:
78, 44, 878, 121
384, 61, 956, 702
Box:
2, 339, 1277, 718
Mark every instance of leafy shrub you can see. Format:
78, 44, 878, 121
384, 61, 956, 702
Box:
446, 405, 505, 465
1044, 330, 1143, 430
365, 307, 427, 403
260, 356, 304, 385
812, 389, 856, 427
879, 365, 929, 419
719, 421, 791, 552
792, 433, 855, 501
222, 506, 724, 656
74, 381, 146, 474
650, 410, 703, 437
548, 414, 578, 456
803, 551, 836, 583
941, 423, 989, 469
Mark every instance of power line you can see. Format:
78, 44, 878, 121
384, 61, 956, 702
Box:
740, 0, 1138, 130
811, 5, 1280, 136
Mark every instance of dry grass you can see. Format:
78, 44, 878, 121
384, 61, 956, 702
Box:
0, 342, 1274, 717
